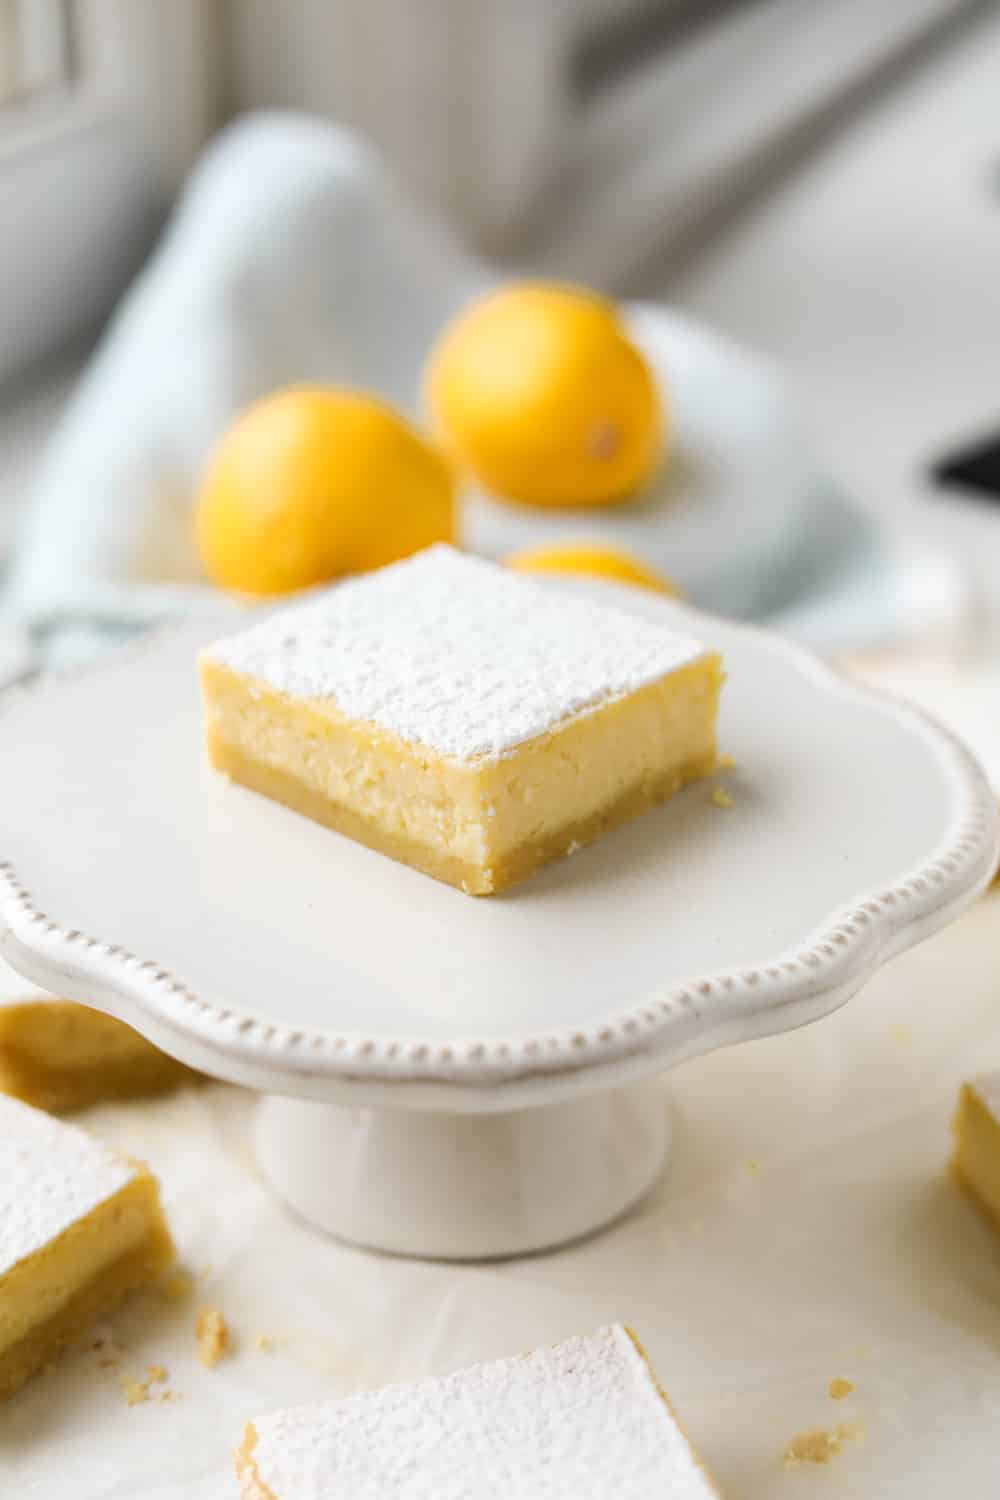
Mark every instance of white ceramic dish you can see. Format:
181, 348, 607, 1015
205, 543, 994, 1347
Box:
0, 578, 995, 1257
465, 307, 823, 622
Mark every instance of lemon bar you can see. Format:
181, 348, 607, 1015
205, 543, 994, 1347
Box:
952, 1074, 1000, 1230
237, 1323, 721, 1497
0, 1095, 174, 1398
200, 545, 722, 895
0, 959, 196, 1113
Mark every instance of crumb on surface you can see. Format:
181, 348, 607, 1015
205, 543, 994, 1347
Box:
744, 1158, 761, 1176
888, 1024, 912, 1046
121, 1377, 149, 1407
783, 1423, 862, 1468
255, 1334, 273, 1352
828, 1378, 854, 1400
196, 1308, 231, 1368
717, 754, 736, 770
120, 1363, 169, 1406
711, 787, 734, 809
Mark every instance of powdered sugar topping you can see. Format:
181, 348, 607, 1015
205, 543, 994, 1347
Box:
205, 546, 707, 762
0, 1096, 134, 1275
243, 1324, 719, 1499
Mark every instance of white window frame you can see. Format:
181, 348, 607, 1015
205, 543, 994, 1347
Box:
0, 0, 223, 384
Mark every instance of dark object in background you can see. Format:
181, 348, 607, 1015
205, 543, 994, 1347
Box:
932, 428, 1000, 503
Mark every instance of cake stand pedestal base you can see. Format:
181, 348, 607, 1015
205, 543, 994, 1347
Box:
255, 1081, 670, 1260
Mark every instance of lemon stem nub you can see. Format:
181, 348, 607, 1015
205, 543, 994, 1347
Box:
589, 422, 621, 460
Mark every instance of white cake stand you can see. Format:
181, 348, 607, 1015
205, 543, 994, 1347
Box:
0, 579, 995, 1259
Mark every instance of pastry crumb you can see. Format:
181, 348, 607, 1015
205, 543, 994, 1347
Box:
888, 1024, 912, 1046
783, 1422, 862, 1468
744, 1158, 761, 1176
717, 753, 736, 770
828, 1378, 854, 1400
255, 1333, 273, 1352
120, 1362, 169, 1406
566, 840, 582, 855
711, 787, 734, 809
196, 1307, 231, 1368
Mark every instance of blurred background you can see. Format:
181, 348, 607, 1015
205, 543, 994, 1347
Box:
1, 0, 999, 764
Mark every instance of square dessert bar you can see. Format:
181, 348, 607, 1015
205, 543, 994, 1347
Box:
0, 960, 196, 1113
952, 1073, 1000, 1230
0, 1095, 174, 1398
237, 1323, 722, 1498
200, 545, 723, 894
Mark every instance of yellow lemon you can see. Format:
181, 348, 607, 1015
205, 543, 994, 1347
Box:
506, 543, 678, 595
196, 387, 455, 596
425, 282, 663, 508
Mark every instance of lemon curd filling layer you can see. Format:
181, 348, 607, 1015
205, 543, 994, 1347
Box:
952, 1077, 1000, 1231
0, 1097, 174, 1398
200, 546, 723, 895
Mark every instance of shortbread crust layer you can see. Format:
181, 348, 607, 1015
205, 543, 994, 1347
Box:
952, 1078, 1000, 1231
0, 999, 196, 1113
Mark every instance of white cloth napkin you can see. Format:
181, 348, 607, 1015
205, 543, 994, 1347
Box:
2, 112, 969, 676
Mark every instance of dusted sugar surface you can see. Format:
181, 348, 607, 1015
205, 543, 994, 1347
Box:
205, 545, 707, 762
245, 1324, 720, 1498
0, 1096, 132, 1275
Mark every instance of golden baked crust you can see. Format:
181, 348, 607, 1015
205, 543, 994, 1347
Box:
951, 1079, 1000, 1230
0, 1000, 196, 1113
